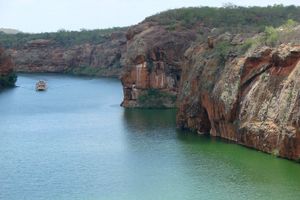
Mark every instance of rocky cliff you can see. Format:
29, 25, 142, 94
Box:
0, 48, 16, 88
8, 31, 127, 77
2, 6, 300, 161
120, 22, 197, 108
120, 16, 300, 161
177, 40, 300, 161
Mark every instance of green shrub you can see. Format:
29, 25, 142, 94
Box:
215, 41, 231, 64
137, 89, 176, 108
166, 23, 178, 31
0, 72, 17, 88
146, 5, 300, 33
272, 149, 280, 156
240, 39, 255, 53
284, 19, 297, 28
263, 26, 279, 46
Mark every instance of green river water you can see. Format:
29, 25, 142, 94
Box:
0, 74, 299, 200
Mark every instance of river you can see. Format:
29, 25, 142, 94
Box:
0, 74, 299, 200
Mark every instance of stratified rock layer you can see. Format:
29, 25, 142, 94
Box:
121, 22, 197, 107
121, 22, 300, 161
8, 31, 127, 77
177, 43, 300, 160
3, 11, 299, 160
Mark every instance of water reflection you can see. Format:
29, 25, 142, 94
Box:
0, 74, 299, 200
122, 108, 176, 129
176, 129, 300, 200
122, 108, 300, 200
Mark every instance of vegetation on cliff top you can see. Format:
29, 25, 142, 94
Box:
210, 18, 299, 68
1, 5, 300, 49
0, 27, 127, 48
146, 5, 300, 32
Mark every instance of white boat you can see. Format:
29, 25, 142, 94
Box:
36, 80, 47, 91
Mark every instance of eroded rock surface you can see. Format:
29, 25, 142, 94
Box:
121, 22, 197, 108
3, 9, 300, 160
8, 31, 127, 77
177, 43, 300, 160
120, 21, 300, 161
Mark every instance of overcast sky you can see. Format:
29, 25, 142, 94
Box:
0, 0, 299, 33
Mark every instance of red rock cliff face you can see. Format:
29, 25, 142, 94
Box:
0, 48, 15, 88
121, 22, 300, 161
121, 22, 197, 107
177, 42, 300, 161
8, 31, 127, 77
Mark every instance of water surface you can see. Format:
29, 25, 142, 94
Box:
0, 74, 299, 200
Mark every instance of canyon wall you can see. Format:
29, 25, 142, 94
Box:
2, 7, 300, 161
177, 42, 300, 161
7, 31, 127, 77
120, 22, 300, 161
0, 48, 16, 88
121, 22, 197, 108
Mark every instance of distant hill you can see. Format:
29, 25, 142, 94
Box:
0, 27, 127, 48
0, 28, 21, 34
146, 5, 300, 32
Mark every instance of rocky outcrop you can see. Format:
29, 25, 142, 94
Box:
120, 20, 300, 161
0, 47, 16, 88
8, 31, 127, 77
121, 22, 197, 107
3, 7, 299, 160
177, 43, 300, 161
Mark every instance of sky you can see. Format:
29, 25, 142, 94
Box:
0, 0, 300, 33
